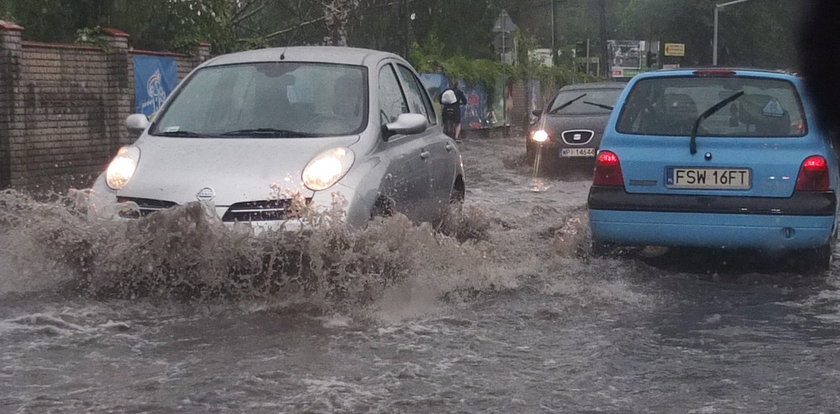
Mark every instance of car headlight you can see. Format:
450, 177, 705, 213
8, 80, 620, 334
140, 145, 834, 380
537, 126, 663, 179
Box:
532, 130, 549, 143
105, 146, 140, 190
302, 147, 355, 191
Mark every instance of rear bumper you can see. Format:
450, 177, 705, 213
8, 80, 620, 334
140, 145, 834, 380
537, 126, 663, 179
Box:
588, 186, 836, 216
588, 187, 837, 250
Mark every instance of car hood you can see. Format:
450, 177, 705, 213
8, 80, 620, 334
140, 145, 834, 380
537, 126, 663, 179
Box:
118, 135, 360, 205
543, 113, 611, 146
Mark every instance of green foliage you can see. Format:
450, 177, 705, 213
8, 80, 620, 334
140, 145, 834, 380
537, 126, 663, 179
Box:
0, 0, 806, 70
410, 31, 598, 92
410, 35, 509, 88
74, 26, 108, 49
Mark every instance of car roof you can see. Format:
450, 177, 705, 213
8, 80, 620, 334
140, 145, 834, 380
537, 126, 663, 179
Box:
559, 81, 627, 92
631, 68, 797, 81
200, 46, 404, 68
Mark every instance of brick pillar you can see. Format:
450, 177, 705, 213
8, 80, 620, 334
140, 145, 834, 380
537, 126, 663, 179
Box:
194, 42, 212, 69
0, 21, 23, 188
100, 28, 132, 151
511, 79, 529, 137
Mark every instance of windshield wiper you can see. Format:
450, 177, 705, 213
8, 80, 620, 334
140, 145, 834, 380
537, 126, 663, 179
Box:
549, 93, 587, 114
689, 91, 745, 155
153, 130, 207, 137
582, 101, 614, 111
220, 128, 317, 138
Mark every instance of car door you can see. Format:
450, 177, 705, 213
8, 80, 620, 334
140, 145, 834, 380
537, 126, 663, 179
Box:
376, 62, 431, 221
393, 63, 456, 219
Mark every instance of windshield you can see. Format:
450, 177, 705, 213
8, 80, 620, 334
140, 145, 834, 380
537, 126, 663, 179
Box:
616, 76, 806, 137
150, 62, 368, 137
547, 88, 622, 115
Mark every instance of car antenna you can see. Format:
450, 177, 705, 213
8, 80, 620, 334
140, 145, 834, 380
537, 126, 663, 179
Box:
279, 48, 286, 60
689, 91, 744, 155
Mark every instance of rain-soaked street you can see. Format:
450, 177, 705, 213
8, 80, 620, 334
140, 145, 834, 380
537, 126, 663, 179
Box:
2, 135, 840, 413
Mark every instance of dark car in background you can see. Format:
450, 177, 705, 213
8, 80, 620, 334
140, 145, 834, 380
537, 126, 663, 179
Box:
527, 82, 625, 173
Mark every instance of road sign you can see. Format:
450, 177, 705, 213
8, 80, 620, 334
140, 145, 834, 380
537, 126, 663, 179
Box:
664, 43, 685, 57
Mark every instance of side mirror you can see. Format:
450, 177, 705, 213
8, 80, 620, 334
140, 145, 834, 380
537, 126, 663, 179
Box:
383, 113, 428, 140
125, 114, 150, 134
532, 109, 543, 117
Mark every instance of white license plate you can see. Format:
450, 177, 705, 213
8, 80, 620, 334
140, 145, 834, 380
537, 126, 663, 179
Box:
560, 148, 596, 157
667, 167, 751, 189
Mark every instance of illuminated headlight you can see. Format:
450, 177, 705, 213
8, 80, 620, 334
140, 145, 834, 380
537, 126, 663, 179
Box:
532, 130, 549, 143
105, 146, 140, 190
302, 147, 355, 191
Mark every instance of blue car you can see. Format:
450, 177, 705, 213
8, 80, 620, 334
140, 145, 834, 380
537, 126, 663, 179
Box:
588, 69, 839, 268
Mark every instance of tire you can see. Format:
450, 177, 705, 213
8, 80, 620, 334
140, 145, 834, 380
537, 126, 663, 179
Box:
804, 243, 832, 273
370, 196, 395, 219
590, 241, 614, 258
786, 242, 833, 274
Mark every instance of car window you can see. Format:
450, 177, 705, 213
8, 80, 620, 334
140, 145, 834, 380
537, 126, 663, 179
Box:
547, 88, 622, 115
379, 64, 409, 124
616, 76, 807, 137
395, 64, 437, 125
150, 62, 368, 137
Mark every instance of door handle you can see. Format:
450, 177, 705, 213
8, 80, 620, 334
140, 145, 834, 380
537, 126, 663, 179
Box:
420, 150, 430, 159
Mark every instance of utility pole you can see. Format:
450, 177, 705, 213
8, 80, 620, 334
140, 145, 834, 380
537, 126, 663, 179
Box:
713, 0, 752, 66
597, 0, 607, 77
401, 0, 409, 58
550, 0, 555, 64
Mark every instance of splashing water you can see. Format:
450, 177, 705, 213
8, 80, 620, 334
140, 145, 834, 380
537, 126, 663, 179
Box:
0, 189, 504, 311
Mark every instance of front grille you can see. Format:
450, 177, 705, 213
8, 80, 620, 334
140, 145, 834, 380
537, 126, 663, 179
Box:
117, 197, 178, 218
561, 129, 595, 145
222, 198, 312, 222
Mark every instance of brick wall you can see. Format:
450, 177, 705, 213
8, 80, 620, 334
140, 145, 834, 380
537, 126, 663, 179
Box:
510, 79, 530, 136
0, 22, 210, 192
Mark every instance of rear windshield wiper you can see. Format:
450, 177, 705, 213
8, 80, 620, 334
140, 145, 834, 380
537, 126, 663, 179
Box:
549, 93, 587, 114
689, 91, 744, 155
220, 128, 318, 138
582, 101, 614, 111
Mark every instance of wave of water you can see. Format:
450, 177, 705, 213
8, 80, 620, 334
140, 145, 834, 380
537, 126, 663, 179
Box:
0, 189, 511, 309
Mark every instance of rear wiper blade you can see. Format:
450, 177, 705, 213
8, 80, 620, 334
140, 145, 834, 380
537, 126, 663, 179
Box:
220, 128, 317, 137
689, 91, 744, 155
582, 101, 614, 111
549, 93, 587, 114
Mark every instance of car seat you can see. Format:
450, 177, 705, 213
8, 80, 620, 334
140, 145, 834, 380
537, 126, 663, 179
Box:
333, 75, 362, 119
656, 93, 698, 135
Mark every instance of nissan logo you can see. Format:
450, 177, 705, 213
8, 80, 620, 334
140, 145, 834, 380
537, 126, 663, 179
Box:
196, 187, 216, 201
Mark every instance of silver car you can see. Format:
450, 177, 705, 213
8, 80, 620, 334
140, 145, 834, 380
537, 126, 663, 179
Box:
92, 46, 465, 229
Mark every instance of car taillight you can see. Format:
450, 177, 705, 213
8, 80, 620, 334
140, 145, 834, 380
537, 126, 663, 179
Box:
593, 150, 624, 187
795, 155, 830, 191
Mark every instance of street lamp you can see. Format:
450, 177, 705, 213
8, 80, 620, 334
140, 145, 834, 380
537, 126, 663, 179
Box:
713, 0, 752, 66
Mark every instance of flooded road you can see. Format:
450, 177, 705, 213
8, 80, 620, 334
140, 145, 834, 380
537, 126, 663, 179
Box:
2, 135, 840, 413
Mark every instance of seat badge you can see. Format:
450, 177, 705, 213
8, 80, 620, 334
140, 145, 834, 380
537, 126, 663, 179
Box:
196, 187, 216, 201
573, 133, 582, 141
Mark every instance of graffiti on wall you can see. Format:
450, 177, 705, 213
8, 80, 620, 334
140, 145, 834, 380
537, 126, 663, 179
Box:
133, 55, 178, 117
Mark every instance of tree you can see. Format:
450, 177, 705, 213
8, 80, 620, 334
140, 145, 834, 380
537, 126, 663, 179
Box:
617, 0, 803, 68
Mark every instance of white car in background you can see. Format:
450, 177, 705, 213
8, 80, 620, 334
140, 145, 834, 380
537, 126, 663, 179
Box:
93, 46, 465, 229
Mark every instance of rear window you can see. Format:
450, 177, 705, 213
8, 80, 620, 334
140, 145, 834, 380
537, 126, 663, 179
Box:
616, 76, 807, 137
547, 88, 622, 115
